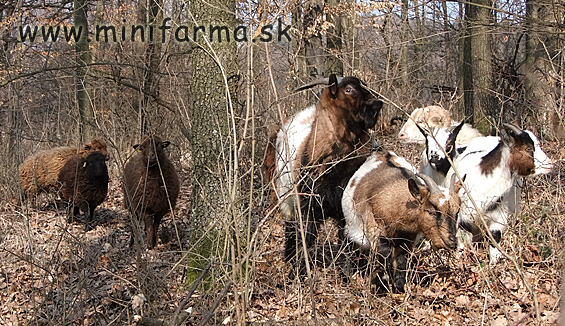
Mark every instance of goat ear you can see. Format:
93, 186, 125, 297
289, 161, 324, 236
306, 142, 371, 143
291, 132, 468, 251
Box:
329, 74, 338, 98
161, 141, 171, 148
408, 178, 429, 204
446, 121, 465, 154
415, 122, 429, 137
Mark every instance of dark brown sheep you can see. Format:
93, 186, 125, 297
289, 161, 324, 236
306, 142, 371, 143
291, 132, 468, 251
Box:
122, 135, 180, 249
19, 138, 108, 197
58, 151, 109, 229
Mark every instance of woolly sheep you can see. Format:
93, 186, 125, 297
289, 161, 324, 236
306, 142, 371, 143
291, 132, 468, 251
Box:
122, 135, 180, 249
19, 138, 108, 197
58, 151, 109, 229
398, 105, 482, 148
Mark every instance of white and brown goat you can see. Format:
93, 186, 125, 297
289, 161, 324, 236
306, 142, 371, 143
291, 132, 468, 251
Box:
342, 151, 463, 292
446, 123, 553, 263
263, 74, 384, 276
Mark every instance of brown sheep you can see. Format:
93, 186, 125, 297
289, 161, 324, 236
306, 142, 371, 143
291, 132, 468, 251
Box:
58, 151, 109, 230
19, 138, 108, 198
122, 135, 180, 249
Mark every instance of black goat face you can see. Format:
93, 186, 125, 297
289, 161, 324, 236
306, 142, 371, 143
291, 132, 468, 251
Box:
331, 76, 383, 132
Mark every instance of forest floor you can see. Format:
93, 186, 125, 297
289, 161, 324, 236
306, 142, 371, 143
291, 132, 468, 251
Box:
1, 137, 564, 326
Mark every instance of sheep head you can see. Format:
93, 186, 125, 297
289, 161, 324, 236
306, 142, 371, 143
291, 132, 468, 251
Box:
133, 135, 171, 167
408, 174, 463, 250
83, 152, 109, 183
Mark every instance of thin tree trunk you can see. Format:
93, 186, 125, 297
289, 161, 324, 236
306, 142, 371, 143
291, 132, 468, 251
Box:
463, 0, 494, 128
304, 0, 325, 78
74, 0, 95, 142
400, 0, 409, 87
327, 0, 343, 76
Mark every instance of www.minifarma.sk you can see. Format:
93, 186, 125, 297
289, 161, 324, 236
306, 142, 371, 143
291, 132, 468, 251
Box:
17, 18, 291, 44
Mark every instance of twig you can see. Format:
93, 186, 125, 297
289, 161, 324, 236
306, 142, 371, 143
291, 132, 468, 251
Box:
171, 260, 213, 324
196, 279, 233, 326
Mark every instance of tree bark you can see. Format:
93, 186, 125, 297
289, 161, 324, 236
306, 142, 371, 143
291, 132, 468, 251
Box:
463, 0, 494, 128
326, 0, 343, 76
74, 0, 95, 142
303, 0, 325, 78
189, 0, 239, 316
524, 0, 560, 136
400, 0, 409, 87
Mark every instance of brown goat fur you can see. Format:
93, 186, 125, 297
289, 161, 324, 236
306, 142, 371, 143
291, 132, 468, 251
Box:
58, 151, 109, 229
122, 135, 180, 249
19, 138, 109, 197
265, 75, 384, 275
343, 152, 462, 291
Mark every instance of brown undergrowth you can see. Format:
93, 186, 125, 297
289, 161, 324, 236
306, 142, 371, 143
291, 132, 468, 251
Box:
0, 136, 563, 325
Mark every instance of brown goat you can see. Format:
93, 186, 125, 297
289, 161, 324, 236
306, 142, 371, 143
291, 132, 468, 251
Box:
122, 135, 180, 249
58, 151, 109, 230
19, 138, 108, 198
342, 151, 462, 292
264, 74, 384, 276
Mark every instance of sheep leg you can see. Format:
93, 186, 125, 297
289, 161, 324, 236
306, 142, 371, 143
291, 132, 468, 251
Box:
79, 201, 93, 231
67, 204, 81, 224
145, 212, 163, 249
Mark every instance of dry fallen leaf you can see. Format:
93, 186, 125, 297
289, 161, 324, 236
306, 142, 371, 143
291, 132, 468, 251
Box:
491, 316, 508, 326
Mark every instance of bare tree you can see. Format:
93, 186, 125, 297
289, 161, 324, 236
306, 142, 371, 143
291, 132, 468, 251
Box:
463, 0, 495, 127
74, 0, 95, 141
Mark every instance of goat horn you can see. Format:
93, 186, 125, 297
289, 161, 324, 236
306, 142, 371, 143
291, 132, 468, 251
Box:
502, 122, 523, 135
294, 76, 344, 93
416, 173, 442, 195
449, 174, 457, 193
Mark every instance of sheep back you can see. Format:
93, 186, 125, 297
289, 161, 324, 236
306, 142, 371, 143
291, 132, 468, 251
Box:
19, 138, 108, 196
123, 154, 180, 214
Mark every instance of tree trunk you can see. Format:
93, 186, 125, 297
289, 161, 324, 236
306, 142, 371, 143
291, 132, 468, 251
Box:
343, 0, 358, 74
400, 0, 409, 87
463, 0, 494, 130
74, 0, 95, 142
326, 0, 343, 76
304, 0, 325, 78
524, 0, 559, 136
189, 0, 240, 317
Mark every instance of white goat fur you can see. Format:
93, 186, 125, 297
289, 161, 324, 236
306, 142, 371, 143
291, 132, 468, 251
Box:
446, 127, 553, 263
274, 105, 316, 217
